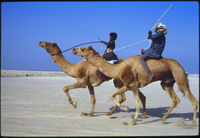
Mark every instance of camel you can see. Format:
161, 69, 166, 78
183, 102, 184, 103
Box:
38, 41, 147, 117
72, 46, 198, 126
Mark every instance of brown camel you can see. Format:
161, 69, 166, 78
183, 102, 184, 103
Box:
72, 46, 198, 126
38, 41, 146, 117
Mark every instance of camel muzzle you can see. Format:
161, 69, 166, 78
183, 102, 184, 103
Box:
38, 42, 44, 48
39, 45, 43, 48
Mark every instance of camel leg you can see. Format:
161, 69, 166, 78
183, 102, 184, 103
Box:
63, 82, 86, 108
108, 90, 146, 118
109, 86, 130, 112
123, 87, 141, 125
107, 92, 126, 116
107, 79, 127, 115
160, 81, 180, 121
183, 88, 198, 126
81, 85, 96, 117
171, 61, 198, 126
139, 89, 146, 119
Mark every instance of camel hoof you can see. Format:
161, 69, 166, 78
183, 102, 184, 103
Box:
107, 112, 112, 116
141, 112, 146, 119
81, 112, 93, 117
121, 120, 136, 126
72, 101, 77, 108
120, 106, 130, 112
176, 118, 196, 128
161, 117, 166, 121
109, 94, 114, 100
191, 121, 196, 126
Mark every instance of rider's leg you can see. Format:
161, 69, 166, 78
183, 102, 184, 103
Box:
139, 55, 153, 83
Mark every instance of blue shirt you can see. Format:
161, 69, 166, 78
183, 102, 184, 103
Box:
143, 31, 165, 59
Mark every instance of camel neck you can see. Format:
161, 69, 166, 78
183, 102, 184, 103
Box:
87, 55, 120, 79
51, 55, 75, 77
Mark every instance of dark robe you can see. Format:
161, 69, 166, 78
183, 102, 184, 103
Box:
102, 40, 118, 61
143, 31, 165, 59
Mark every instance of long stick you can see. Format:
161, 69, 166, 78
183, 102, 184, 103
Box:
145, 4, 173, 50
62, 4, 173, 54
151, 4, 173, 31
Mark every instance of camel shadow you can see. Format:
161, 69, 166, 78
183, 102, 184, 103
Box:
82, 106, 199, 124
80, 112, 108, 117
108, 106, 199, 121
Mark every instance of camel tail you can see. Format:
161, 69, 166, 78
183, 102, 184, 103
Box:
170, 59, 189, 96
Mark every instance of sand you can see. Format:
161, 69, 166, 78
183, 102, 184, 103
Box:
1, 70, 199, 136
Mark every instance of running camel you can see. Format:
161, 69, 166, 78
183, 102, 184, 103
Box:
72, 46, 198, 126
39, 41, 146, 117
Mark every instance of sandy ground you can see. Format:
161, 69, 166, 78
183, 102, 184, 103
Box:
1, 70, 199, 136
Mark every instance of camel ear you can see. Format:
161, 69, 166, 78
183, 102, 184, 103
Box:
88, 46, 93, 50
87, 46, 99, 55
52, 43, 58, 47
89, 46, 99, 55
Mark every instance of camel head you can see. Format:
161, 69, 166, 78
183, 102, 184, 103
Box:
39, 41, 62, 56
72, 46, 99, 59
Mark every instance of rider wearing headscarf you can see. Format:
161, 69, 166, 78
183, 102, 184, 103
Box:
140, 23, 168, 83
101, 32, 119, 64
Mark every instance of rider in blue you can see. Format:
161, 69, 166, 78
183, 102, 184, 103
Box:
140, 23, 168, 83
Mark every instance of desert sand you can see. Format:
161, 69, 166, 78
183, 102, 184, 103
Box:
1, 70, 199, 136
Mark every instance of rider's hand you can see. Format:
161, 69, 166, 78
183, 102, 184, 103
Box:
148, 30, 152, 35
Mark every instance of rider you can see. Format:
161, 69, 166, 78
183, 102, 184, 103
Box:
140, 23, 168, 83
101, 32, 119, 64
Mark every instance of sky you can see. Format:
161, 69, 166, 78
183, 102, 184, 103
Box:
1, 1, 199, 74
